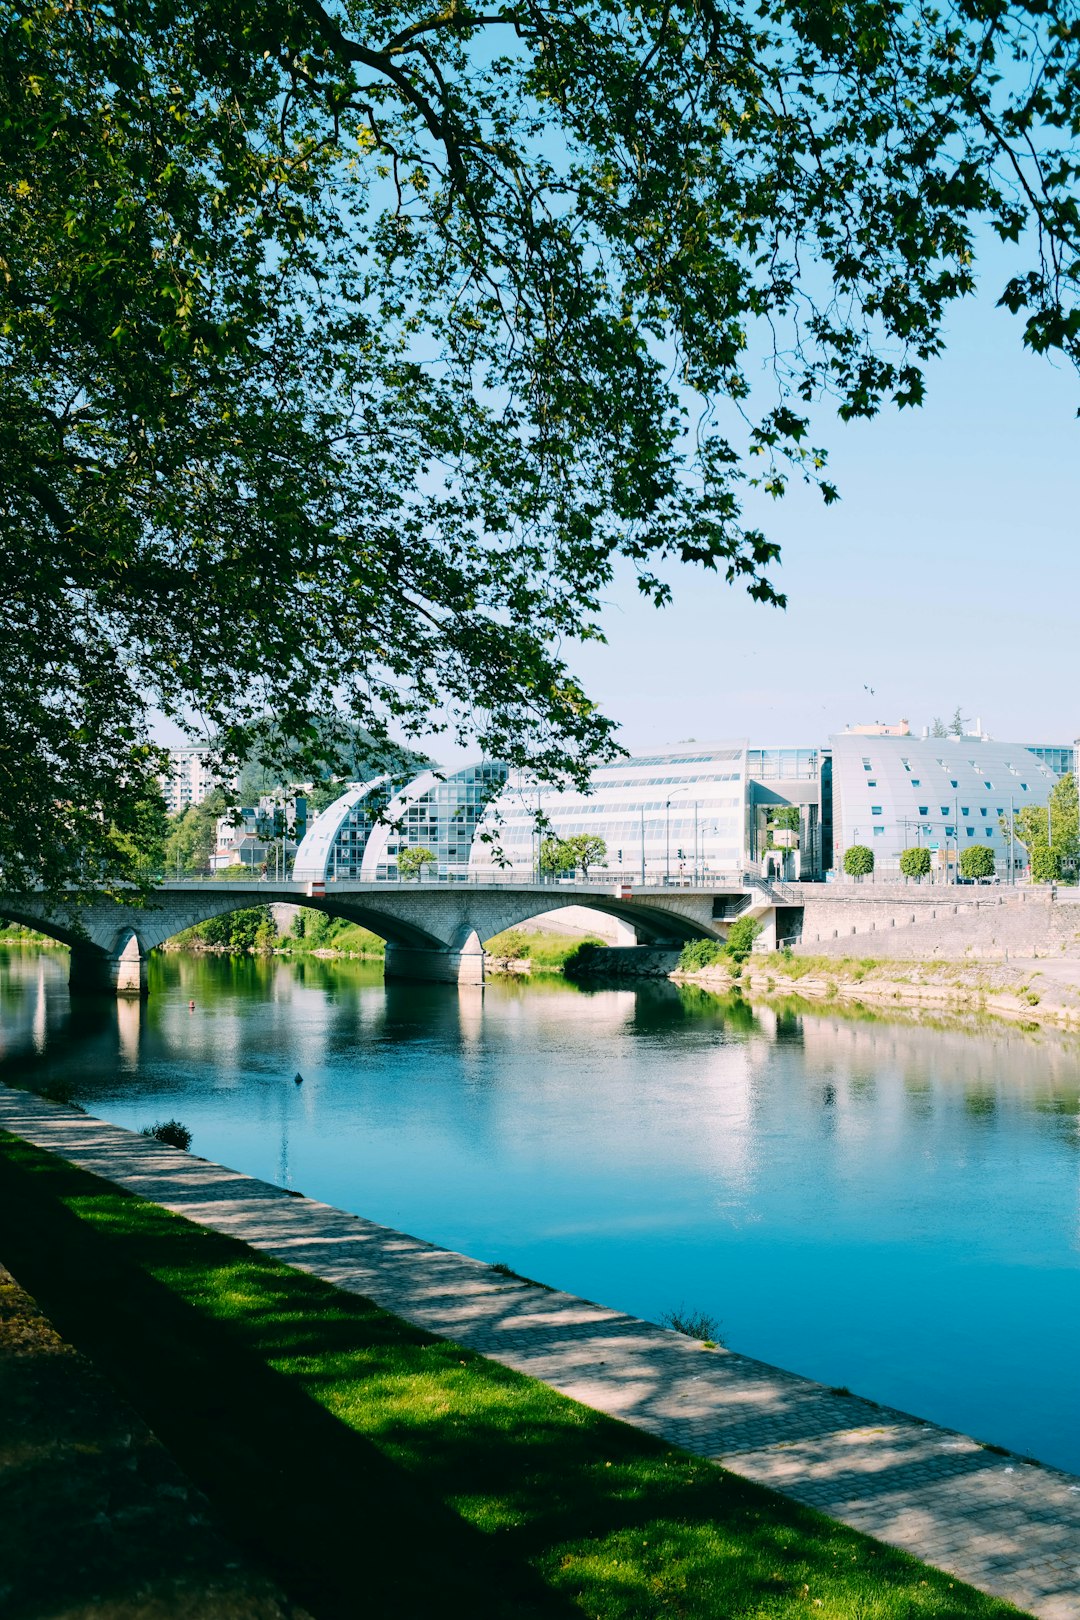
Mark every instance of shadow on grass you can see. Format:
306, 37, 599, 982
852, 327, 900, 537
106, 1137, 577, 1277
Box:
0, 1134, 1030, 1620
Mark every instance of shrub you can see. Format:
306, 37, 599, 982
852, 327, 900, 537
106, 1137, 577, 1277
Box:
1030, 843, 1061, 884
724, 916, 762, 962
959, 844, 996, 880
141, 1119, 192, 1151
562, 941, 603, 980
843, 844, 874, 877
678, 938, 726, 972
899, 846, 931, 879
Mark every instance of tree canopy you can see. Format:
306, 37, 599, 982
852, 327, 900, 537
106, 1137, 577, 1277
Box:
4, 0, 1079, 892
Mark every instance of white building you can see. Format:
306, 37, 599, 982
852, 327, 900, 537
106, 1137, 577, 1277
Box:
161, 747, 235, 816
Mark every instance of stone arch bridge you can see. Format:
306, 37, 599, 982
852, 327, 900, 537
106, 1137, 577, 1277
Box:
0, 879, 772, 996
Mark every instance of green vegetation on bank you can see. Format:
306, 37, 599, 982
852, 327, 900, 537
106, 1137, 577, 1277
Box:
170, 909, 385, 958
0, 1134, 1027, 1620
484, 928, 606, 972
0, 923, 66, 948
677, 917, 763, 975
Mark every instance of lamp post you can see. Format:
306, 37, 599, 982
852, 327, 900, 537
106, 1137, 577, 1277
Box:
640, 803, 646, 886
665, 785, 699, 885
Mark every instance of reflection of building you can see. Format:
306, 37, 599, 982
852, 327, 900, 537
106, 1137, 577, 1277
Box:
827, 734, 1059, 877
161, 746, 236, 814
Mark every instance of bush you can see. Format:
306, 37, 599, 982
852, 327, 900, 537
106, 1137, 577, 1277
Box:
141, 1119, 192, 1151
843, 844, 874, 877
899, 846, 931, 879
725, 916, 762, 962
959, 844, 995, 880
1030, 843, 1061, 884
678, 938, 726, 972
562, 941, 603, 980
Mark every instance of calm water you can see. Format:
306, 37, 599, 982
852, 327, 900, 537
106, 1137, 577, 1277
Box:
2, 945, 1079, 1472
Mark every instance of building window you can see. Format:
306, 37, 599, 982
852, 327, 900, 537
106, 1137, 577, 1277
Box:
862, 758, 872, 771
919, 806, 929, 815
911, 778, 920, 786
946, 826, 955, 837
873, 826, 885, 836
986, 830, 994, 838
961, 806, 970, 816
984, 781, 992, 789
980, 808, 988, 817
1020, 784, 1028, 791
950, 779, 958, 788
940, 806, 950, 815
901, 759, 910, 771
867, 779, 877, 787
966, 826, 974, 837
871, 806, 882, 816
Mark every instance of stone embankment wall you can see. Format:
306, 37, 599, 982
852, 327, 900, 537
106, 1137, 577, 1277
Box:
794, 890, 1080, 961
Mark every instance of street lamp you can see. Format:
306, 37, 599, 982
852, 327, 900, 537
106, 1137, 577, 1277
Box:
664, 785, 700, 885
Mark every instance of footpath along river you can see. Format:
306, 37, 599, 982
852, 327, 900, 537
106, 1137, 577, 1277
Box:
2, 943, 1078, 1474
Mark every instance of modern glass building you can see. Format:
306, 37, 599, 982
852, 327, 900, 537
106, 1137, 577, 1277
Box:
827, 733, 1060, 877
469, 745, 750, 881
294, 763, 509, 882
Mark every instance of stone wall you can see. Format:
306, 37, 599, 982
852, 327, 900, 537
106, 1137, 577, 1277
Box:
793, 892, 1080, 961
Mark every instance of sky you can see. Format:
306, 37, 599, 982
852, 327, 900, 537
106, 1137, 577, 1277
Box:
560, 270, 1080, 757
153, 238, 1079, 770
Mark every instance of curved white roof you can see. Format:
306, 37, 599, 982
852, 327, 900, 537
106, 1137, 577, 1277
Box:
291, 778, 389, 880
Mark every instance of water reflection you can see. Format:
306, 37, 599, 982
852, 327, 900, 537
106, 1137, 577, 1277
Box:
1, 945, 1079, 1473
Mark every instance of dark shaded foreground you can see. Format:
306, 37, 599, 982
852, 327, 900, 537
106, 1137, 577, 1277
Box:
0, 1132, 1030, 1620
0, 1262, 307, 1620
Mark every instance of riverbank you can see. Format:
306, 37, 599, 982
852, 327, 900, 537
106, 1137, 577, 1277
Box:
673, 953, 1080, 1030
0, 1110, 1053, 1619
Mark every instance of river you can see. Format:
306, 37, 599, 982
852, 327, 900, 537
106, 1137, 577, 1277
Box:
2, 944, 1078, 1473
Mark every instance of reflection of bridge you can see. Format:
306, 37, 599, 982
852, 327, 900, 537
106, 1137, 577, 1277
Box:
0, 877, 790, 995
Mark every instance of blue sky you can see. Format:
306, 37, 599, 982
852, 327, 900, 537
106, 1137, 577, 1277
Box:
564, 267, 1079, 756
154, 238, 1079, 768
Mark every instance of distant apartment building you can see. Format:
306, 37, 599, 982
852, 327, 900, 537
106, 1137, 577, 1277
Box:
161, 747, 237, 815
211, 795, 308, 873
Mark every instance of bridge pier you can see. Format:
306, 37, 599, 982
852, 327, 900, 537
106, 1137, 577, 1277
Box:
384, 933, 485, 987
69, 938, 148, 999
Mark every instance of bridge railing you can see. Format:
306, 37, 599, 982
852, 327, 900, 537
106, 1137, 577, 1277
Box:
154, 866, 758, 892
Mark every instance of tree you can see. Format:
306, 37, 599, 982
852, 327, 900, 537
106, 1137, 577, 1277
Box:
949, 707, 969, 737
770, 807, 801, 838
930, 718, 949, 739
1030, 844, 1062, 885
163, 790, 229, 877
899, 846, 932, 880
397, 846, 437, 881
1009, 774, 1078, 882
540, 835, 607, 878
844, 845, 875, 878
959, 845, 995, 880
5, 1, 1080, 895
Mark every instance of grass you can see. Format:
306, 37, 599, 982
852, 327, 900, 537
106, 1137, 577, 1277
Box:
0, 1132, 1030, 1620
484, 928, 607, 971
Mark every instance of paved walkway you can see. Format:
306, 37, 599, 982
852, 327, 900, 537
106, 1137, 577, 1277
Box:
2, 1087, 1078, 1620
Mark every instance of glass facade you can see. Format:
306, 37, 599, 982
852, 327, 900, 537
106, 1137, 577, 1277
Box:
292, 777, 397, 881
364, 763, 510, 880
1024, 745, 1077, 777
470, 745, 750, 880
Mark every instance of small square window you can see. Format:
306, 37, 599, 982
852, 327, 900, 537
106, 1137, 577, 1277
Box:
867, 779, 877, 787
966, 826, 974, 837
985, 829, 994, 839
984, 781, 992, 789
873, 826, 885, 836
961, 806, 970, 816
1020, 784, 1028, 791
918, 806, 929, 815
980, 807, 988, 817
901, 759, 910, 771
862, 758, 872, 770
945, 825, 955, 837
911, 778, 920, 786
940, 805, 950, 815
871, 806, 882, 815
950, 779, 958, 788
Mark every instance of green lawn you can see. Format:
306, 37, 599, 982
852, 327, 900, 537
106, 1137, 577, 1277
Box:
0, 1132, 1028, 1620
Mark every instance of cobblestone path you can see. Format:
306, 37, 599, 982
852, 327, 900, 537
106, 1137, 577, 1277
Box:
2, 1089, 1077, 1620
